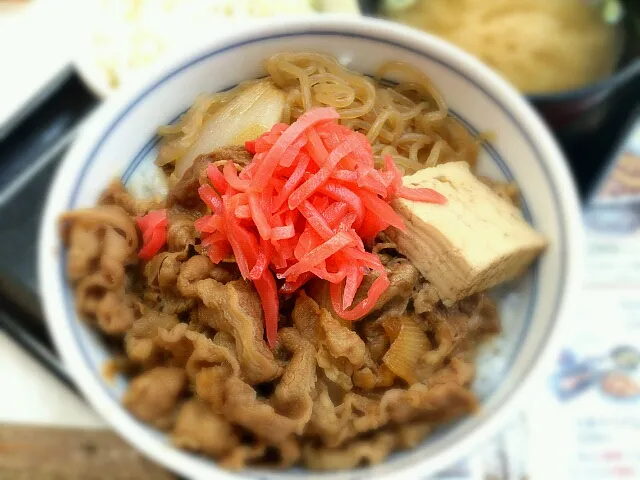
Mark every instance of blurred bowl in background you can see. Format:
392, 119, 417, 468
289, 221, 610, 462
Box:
69, 0, 362, 98
530, 22, 640, 138
361, 0, 640, 139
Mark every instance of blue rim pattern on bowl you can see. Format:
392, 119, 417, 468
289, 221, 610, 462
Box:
58, 30, 565, 478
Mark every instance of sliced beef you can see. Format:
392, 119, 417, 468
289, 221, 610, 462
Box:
123, 367, 187, 429
167, 147, 253, 209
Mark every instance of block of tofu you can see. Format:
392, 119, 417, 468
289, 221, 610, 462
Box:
387, 161, 547, 305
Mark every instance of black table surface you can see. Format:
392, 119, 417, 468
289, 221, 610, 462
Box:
0, 71, 638, 390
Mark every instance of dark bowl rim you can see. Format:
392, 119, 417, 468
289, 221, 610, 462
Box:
527, 57, 640, 103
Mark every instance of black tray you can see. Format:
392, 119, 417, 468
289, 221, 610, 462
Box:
0, 74, 98, 388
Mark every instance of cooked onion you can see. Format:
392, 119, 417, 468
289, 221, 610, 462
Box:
382, 316, 430, 384
157, 80, 286, 182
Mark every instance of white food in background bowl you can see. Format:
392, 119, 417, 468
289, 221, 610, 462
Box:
40, 16, 582, 480
72, 0, 361, 98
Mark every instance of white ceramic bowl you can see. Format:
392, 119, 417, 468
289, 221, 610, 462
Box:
39, 16, 582, 480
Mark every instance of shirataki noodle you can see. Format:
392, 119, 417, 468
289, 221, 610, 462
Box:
157, 53, 480, 175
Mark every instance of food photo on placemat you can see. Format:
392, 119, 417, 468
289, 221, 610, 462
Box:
0, 1, 639, 479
